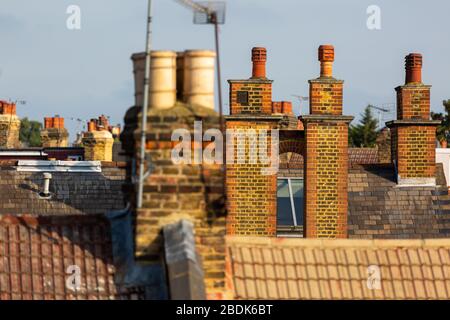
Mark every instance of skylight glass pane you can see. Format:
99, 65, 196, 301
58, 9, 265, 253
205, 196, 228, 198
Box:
290, 179, 304, 226
277, 179, 293, 225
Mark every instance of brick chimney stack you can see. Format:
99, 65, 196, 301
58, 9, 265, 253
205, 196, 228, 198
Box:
387, 53, 440, 186
82, 115, 114, 161
318, 45, 334, 78
251, 47, 267, 78
226, 47, 279, 236
0, 101, 21, 148
300, 45, 353, 238
41, 115, 69, 147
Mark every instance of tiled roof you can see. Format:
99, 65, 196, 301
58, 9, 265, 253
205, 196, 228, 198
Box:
0, 214, 144, 300
279, 148, 379, 172
348, 148, 379, 164
226, 237, 450, 300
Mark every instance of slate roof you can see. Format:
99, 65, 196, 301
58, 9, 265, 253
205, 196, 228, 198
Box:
348, 163, 450, 239
0, 161, 125, 215
226, 237, 450, 300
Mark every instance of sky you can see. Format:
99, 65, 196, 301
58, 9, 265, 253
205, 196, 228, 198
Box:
1, 0, 450, 141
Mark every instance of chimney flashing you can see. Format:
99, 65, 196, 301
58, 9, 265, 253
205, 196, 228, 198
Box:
395, 84, 431, 91
309, 78, 344, 84
227, 79, 273, 84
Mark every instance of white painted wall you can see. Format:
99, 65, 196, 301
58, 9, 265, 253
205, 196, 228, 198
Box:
436, 148, 450, 187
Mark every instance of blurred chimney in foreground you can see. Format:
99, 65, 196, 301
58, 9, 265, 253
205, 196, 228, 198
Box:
183, 50, 216, 110
131, 51, 177, 109
131, 49, 215, 110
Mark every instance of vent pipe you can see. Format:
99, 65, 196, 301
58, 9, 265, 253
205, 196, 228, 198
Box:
40, 172, 52, 198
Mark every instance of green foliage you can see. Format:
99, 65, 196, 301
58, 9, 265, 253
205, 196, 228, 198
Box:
432, 99, 450, 143
349, 105, 379, 147
19, 117, 42, 147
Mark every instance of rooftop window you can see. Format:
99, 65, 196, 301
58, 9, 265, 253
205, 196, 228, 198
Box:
277, 177, 304, 237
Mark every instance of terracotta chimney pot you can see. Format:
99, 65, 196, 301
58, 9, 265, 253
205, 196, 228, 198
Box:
251, 47, 267, 78
405, 53, 422, 84
318, 45, 334, 77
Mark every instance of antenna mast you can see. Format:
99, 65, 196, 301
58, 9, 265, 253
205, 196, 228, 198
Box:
137, 0, 153, 209
174, 0, 226, 133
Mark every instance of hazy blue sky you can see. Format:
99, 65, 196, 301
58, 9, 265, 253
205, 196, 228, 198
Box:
1, 0, 449, 140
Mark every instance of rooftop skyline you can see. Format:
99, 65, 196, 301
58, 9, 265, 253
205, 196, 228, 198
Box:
1, 0, 449, 139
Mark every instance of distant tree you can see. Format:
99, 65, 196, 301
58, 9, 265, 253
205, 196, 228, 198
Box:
431, 99, 450, 146
19, 118, 42, 147
349, 105, 379, 147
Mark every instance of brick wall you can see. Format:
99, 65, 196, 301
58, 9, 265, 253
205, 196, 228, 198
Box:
229, 81, 272, 115
396, 86, 430, 120
391, 125, 436, 179
304, 121, 349, 237
225, 120, 277, 236
376, 128, 391, 164
309, 80, 343, 115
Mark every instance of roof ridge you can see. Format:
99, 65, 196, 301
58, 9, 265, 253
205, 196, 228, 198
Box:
226, 236, 450, 248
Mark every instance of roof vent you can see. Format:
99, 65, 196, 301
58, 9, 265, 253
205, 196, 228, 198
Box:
39, 172, 52, 199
